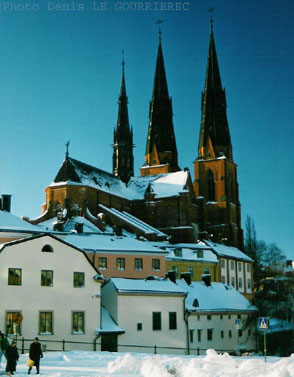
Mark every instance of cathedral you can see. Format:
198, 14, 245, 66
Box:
29, 19, 244, 250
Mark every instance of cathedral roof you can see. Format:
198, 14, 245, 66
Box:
51, 157, 189, 200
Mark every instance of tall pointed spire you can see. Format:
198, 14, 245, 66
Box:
194, 17, 244, 250
141, 21, 180, 176
198, 16, 232, 160
112, 52, 134, 183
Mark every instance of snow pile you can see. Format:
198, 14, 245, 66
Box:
2, 349, 294, 376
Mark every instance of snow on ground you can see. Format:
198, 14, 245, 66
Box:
1, 349, 294, 377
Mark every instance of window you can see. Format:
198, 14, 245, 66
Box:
246, 264, 251, 273
220, 315, 223, 320
152, 259, 160, 271
41, 270, 53, 287
137, 323, 142, 331
196, 250, 203, 258
197, 329, 202, 342
204, 267, 209, 274
221, 330, 224, 338
41, 244, 53, 253
221, 259, 225, 268
238, 329, 243, 337
189, 329, 194, 343
135, 258, 143, 271
39, 312, 53, 334
72, 312, 85, 333
207, 329, 213, 341
152, 312, 161, 330
221, 275, 226, 284
74, 272, 85, 288
187, 266, 194, 277
238, 262, 242, 272
228, 330, 232, 338
238, 278, 243, 288
228, 315, 231, 319
237, 315, 241, 319
98, 257, 107, 269
207, 315, 212, 320
207, 170, 215, 201
8, 268, 22, 285
231, 277, 235, 287
247, 279, 251, 289
230, 261, 235, 270
169, 312, 177, 330
116, 258, 125, 270
174, 248, 182, 257
172, 266, 179, 277
6, 312, 22, 335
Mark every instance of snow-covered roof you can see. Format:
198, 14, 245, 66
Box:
0, 210, 45, 233
204, 240, 253, 262
96, 307, 125, 334
39, 216, 109, 234
109, 277, 187, 295
99, 204, 167, 240
50, 157, 190, 200
127, 170, 189, 199
177, 279, 256, 313
63, 233, 167, 254
166, 247, 218, 263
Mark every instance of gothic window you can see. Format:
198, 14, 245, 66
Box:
207, 170, 215, 201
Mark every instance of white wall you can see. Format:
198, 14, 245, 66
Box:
188, 312, 256, 355
116, 294, 187, 354
0, 235, 102, 351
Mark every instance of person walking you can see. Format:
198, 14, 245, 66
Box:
0, 333, 9, 364
5, 341, 19, 375
28, 337, 43, 375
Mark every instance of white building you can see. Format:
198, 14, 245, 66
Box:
101, 277, 188, 354
177, 277, 257, 355
0, 233, 104, 351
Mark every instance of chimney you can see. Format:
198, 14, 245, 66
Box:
53, 221, 64, 232
1, 194, 11, 212
181, 272, 191, 285
202, 274, 211, 287
75, 223, 84, 234
166, 270, 176, 284
113, 225, 123, 236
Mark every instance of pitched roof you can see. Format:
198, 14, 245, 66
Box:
177, 279, 256, 313
63, 233, 167, 255
50, 157, 189, 200
204, 240, 253, 262
0, 233, 104, 280
0, 210, 44, 233
109, 277, 187, 296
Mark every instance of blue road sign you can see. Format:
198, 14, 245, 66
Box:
258, 317, 269, 331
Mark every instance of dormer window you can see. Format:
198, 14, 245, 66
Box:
42, 244, 54, 253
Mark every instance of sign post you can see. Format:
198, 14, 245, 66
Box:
12, 313, 23, 346
258, 317, 270, 362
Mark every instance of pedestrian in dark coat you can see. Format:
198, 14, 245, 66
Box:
28, 337, 43, 375
5, 341, 19, 375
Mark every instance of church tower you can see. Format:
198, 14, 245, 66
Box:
112, 54, 134, 183
140, 22, 180, 176
193, 18, 244, 250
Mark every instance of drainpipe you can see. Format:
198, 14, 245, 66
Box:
93, 333, 100, 351
184, 298, 190, 355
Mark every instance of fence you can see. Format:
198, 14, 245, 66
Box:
12, 335, 242, 356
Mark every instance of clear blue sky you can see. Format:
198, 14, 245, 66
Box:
0, 0, 293, 256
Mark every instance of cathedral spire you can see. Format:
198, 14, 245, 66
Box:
141, 21, 180, 176
194, 18, 243, 250
198, 17, 232, 160
112, 52, 134, 183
